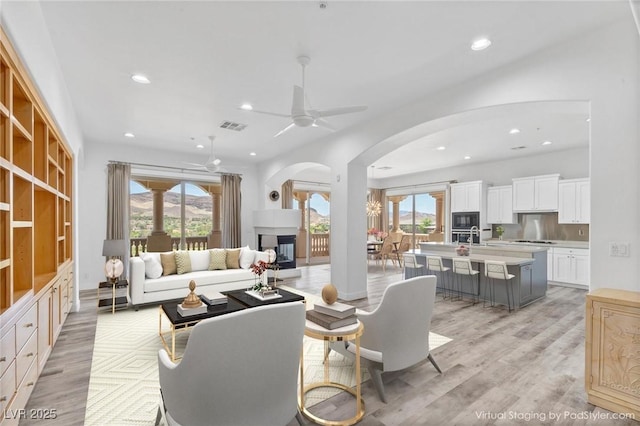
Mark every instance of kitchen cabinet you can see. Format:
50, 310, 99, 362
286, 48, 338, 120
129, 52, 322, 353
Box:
451, 181, 486, 212
553, 247, 589, 286
558, 178, 590, 224
486, 186, 516, 224
586, 289, 640, 419
547, 248, 554, 281
512, 174, 560, 212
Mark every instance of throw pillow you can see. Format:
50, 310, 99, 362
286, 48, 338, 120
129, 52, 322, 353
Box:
209, 249, 227, 270
226, 248, 241, 269
139, 252, 162, 279
254, 250, 270, 264
189, 250, 210, 272
160, 252, 177, 276
175, 251, 192, 274
239, 245, 256, 269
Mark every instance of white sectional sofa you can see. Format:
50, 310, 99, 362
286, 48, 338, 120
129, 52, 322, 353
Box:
129, 247, 268, 307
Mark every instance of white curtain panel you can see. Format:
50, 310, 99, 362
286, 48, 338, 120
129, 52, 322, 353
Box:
281, 179, 294, 209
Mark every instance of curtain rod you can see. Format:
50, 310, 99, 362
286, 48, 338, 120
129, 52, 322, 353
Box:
293, 179, 330, 187
108, 160, 242, 177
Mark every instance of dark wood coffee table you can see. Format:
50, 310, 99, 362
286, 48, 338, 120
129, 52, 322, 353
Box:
223, 288, 305, 308
159, 297, 246, 361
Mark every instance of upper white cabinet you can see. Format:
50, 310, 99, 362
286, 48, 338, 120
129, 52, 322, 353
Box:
512, 174, 560, 212
486, 185, 516, 224
558, 178, 590, 224
451, 181, 485, 212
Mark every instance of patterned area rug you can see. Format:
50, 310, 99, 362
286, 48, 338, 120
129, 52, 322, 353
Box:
84, 288, 452, 425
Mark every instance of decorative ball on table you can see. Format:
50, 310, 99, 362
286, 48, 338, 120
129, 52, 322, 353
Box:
321, 284, 338, 304
182, 280, 202, 308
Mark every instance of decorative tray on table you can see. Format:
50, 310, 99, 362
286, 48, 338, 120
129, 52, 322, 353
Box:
245, 288, 282, 301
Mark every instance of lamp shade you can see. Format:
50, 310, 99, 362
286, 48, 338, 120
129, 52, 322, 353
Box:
261, 235, 278, 250
102, 239, 126, 257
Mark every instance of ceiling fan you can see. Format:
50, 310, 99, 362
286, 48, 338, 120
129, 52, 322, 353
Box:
185, 136, 222, 173
243, 55, 368, 137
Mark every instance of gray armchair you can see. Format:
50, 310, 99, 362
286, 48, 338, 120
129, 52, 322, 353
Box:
331, 275, 441, 402
157, 302, 305, 426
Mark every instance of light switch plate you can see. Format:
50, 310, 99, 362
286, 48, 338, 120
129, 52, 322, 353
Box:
609, 242, 630, 257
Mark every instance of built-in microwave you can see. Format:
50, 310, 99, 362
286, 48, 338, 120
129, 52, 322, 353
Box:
451, 212, 480, 229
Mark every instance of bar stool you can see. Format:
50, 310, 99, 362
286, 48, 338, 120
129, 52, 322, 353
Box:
452, 258, 480, 303
403, 253, 424, 279
484, 260, 516, 312
426, 255, 451, 299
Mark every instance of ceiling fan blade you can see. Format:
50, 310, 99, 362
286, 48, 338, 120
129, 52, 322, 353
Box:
292, 85, 306, 117
312, 118, 335, 131
274, 122, 296, 138
242, 109, 290, 118
315, 105, 368, 118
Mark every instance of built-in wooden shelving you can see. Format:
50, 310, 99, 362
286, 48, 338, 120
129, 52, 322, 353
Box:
1, 25, 74, 422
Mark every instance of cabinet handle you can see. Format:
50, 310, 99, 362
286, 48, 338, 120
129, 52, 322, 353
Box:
52, 287, 57, 293
24, 322, 34, 328
27, 382, 34, 387
26, 352, 34, 357
0, 396, 6, 402
0, 356, 5, 362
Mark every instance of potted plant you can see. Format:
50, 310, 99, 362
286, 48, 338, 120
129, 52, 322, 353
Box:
496, 225, 505, 240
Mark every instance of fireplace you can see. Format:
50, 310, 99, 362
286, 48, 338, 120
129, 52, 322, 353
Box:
259, 234, 296, 269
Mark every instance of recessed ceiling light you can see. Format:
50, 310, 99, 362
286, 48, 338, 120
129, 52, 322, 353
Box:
464, 156, 471, 160
586, 118, 591, 122
240, 103, 253, 111
249, 152, 257, 156
436, 146, 446, 151
196, 144, 204, 149
471, 38, 492, 51
131, 74, 150, 84
509, 128, 520, 134
124, 132, 135, 138
542, 140, 552, 146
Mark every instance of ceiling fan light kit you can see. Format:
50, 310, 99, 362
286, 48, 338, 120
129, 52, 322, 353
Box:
241, 55, 368, 137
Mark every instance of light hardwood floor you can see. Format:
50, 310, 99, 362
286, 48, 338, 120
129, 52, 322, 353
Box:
22, 262, 637, 425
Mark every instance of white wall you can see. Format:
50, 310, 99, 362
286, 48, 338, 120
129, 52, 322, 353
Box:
380, 147, 589, 189
77, 140, 259, 291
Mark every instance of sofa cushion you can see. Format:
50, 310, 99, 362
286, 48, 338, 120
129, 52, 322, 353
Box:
189, 250, 210, 272
161, 252, 177, 276
209, 249, 227, 270
140, 252, 162, 279
226, 248, 241, 269
239, 246, 255, 269
175, 251, 192, 274
254, 251, 270, 264
144, 269, 255, 294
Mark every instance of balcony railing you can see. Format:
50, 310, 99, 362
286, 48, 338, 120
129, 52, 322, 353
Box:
310, 233, 330, 257
130, 236, 209, 256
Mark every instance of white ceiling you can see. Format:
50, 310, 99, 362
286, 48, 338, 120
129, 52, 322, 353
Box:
34, 1, 629, 178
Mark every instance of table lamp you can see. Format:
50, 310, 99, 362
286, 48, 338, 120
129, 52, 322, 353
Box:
103, 239, 126, 283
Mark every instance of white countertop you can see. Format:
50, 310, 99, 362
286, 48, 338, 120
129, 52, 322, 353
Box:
412, 249, 534, 266
483, 239, 589, 249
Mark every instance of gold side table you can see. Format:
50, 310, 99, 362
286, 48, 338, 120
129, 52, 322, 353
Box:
299, 320, 364, 426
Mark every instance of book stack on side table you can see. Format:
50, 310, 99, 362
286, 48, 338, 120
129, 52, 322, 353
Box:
306, 300, 357, 329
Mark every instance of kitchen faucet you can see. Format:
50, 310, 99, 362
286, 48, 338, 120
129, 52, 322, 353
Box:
468, 226, 479, 245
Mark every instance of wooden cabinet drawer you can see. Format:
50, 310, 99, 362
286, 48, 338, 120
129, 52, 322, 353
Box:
10, 358, 38, 424
0, 327, 16, 377
0, 360, 16, 414
15, 332, 36, 385
15, 304, 37, 351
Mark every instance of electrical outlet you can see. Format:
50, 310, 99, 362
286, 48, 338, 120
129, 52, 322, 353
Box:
609, 242, 630, 257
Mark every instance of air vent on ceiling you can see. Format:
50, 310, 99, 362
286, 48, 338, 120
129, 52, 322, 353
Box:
219, 121, 247, 132
376, 166, 393, 170
511, 146, 527, 150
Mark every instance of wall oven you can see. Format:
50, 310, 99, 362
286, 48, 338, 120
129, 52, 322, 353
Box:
451, 212, 480, 244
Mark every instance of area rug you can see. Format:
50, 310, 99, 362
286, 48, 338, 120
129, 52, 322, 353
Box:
84, 288, 452, 425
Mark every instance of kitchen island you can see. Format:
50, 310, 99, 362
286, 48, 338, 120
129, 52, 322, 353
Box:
412, 243, 548, 309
